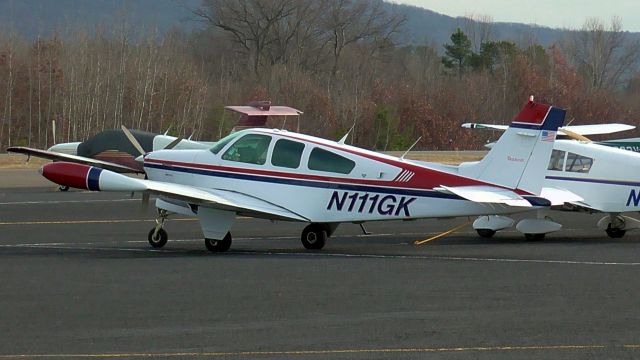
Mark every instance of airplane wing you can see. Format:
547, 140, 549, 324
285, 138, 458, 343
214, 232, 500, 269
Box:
435, 185, 532, 207
40, 162, 308, 222
7, 146, 141, 173
144, 181, 309, 221
462, 122, 635, 136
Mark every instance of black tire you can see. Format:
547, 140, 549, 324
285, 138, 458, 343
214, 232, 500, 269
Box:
59, 185, 69, 192
147, 228, 168, 248
476, 229, 496, 238
524, 233, 545, 241
301, 224, 327, 250
205, 232, 232, 253
606, 225, 626, 238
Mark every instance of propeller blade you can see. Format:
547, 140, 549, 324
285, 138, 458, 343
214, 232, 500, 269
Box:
559, 128, 591, 142
121, 125, 146, 156
163, 137, 183, 150
414, 220, 472, 245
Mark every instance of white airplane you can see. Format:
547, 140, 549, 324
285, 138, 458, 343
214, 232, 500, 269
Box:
462, 122, 640, 239
37, 99, 573, 252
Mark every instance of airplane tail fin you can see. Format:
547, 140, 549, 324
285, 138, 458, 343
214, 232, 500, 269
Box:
458, 98, 566, 195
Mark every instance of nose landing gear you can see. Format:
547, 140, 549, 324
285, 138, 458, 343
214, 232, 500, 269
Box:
148, 209, 170, 248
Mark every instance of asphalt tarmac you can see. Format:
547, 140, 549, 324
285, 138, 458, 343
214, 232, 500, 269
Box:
1, 175, 640, 359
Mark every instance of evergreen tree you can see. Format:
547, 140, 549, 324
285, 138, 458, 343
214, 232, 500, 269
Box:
442, 28, 472, 76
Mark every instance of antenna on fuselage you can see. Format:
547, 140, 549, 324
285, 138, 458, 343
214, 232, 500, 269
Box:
338, 123, 356, 145
400, 136, 422, 160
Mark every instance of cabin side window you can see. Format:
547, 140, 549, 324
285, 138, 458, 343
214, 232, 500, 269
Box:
565, 152, 594, 173
221, 134, 272, 165
308, 147, 355, 174
547, 149, 565, 171
271, 139, 305, 169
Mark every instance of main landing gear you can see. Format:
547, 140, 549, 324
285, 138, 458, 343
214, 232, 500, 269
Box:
205, 233, 232, 252
300, 223, 338, 250
147, 208, 234, 253
301, 224, 327, 250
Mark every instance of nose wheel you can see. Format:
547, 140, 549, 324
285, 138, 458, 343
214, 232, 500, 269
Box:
148, 209, 170, 248
148, 228, 168, 247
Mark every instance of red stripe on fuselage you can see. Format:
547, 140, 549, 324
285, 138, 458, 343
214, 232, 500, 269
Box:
41, 162, 91, 190
145, 154, 532, 195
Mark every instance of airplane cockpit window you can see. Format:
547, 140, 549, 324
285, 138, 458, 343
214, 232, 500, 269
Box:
308, 147, 355, 174
565, 152, 594, 173
271, 139, 305, 169
547, 149, 565, 171
210, 130, 247, 155
221, 134, 272, 165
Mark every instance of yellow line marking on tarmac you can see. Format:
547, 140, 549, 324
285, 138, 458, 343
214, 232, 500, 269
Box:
415, 220, 472, 245
0, 344, 615, 358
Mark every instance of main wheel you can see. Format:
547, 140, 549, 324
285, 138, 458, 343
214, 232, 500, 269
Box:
59, 185, 69, 192
476, 229, 496, 238
205, 232, 232, 253
605, 225, 626, 238
148, 228, 168, 248
301, 224, 327, 250
524, 233, 545, 241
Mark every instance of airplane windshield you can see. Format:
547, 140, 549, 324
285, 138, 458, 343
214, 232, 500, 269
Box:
210, 130, 248, 155
222, 134, 272, 165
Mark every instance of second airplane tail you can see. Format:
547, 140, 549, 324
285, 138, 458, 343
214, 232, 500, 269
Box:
458, 97, 566, 195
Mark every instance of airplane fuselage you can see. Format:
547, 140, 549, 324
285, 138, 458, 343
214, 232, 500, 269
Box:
143, 129, 534, 223
544, 140, 640, 213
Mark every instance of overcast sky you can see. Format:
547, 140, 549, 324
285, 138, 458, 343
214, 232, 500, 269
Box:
395, 0, 640, 32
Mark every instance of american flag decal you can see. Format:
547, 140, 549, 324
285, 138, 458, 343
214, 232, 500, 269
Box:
541, 130, 556, 142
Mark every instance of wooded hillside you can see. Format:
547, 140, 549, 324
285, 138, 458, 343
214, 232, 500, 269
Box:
1, 0, 639, 150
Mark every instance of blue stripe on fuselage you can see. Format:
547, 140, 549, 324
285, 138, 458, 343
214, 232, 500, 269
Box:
144, 163, 463, 200
87, 167, 102, 191
546, 175, 640, 187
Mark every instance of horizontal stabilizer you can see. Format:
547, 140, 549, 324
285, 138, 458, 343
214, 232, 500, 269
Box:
435, 185, 532, 207
462, 122, 634, 136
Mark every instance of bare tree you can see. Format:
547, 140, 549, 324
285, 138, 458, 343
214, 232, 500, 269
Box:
322, 0, 404, 77
194, 0, 298, 77
565, 17, 640, 90
461, 13, 494, 52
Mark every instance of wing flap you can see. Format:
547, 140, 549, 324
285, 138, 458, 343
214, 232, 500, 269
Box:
540, 187, 584, 206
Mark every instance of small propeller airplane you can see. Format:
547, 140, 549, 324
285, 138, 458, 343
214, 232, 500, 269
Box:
462, 120, 640, 239
35, 98, 573, 252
